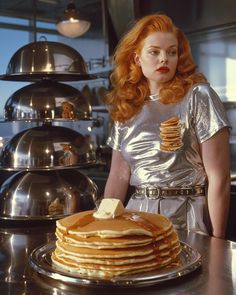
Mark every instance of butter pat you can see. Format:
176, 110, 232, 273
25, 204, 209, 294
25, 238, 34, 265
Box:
93, 198, 125, 219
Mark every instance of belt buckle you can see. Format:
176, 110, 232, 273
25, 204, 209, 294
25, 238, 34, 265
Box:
146, 187, 160, 199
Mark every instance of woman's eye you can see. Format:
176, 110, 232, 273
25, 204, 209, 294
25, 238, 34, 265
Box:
148, 50, 160, 55
147, 49, 177, 56
168, 50, 177, 56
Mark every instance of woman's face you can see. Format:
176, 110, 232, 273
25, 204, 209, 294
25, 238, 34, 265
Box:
135, 31, 178, 94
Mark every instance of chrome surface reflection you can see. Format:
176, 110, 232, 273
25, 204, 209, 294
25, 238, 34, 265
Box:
0, 124, 96, 170
0, 41, 96, 82
0, 225, 55, 287
0, 229, 235, 294
30, 241, 201, 287
0, 169, 98, 220
4, 81, 92, 122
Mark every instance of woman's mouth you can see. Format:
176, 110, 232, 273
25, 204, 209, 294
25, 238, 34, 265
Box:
157, 67, 170, 73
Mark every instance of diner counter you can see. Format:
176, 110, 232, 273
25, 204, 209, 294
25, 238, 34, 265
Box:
0, 221, 235, 295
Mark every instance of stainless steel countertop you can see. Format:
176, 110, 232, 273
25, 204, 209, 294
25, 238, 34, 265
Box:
0, 221, 235, 295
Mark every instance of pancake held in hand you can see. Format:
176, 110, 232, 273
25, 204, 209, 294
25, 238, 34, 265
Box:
51, 199, 182, 279
160, 116, 183, 151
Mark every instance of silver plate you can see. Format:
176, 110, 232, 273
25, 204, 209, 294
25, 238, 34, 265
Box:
30, 241, 201, 288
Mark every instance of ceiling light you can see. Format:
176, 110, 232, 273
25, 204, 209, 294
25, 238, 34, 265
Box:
56, 1, 91, 38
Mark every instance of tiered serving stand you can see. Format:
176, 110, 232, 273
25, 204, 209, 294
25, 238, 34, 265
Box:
0, 40, 99, 221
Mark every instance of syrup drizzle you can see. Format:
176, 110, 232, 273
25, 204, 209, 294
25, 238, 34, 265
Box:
64, 211, 165, 237
122, 212, 162, 238
65, 212, 95, 233
121, 212, 177, 261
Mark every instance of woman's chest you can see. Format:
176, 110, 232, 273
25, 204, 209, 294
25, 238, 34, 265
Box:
120, 100, 193, 155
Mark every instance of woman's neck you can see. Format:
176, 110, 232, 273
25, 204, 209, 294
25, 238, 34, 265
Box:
148, 82, 160, 96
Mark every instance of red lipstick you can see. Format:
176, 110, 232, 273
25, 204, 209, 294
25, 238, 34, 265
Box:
157, 67, 169, 73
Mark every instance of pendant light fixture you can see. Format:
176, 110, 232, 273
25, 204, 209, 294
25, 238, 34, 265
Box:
57, 0, 91, 38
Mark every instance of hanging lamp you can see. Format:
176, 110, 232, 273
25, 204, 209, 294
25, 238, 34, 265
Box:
57, 0, 91, 38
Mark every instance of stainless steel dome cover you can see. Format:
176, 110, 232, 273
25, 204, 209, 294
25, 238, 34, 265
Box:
0, 124, 96, 170
4, 81, 92, 121
0, 170, 98, 220
0, 41, 96, 82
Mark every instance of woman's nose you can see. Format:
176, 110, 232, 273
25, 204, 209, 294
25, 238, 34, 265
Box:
160, 52, 167, 63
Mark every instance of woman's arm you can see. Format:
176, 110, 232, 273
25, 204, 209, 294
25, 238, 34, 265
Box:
103, 149, 131, 204
201, 127, 231, 239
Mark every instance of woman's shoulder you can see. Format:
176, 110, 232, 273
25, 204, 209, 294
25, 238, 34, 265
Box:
186, 82, 227, 120
188, 82, 221, 102
190, 82, 212, 94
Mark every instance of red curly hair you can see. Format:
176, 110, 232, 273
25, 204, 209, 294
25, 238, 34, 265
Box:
105, 14, 207, 122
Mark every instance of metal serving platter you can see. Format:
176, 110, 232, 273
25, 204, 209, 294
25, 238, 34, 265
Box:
30, 241, 201, 288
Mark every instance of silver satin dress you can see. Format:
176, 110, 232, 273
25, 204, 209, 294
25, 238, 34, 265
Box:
107, 83, 231, 235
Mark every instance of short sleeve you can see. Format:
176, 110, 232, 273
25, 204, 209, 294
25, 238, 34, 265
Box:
190, 84, 231, 143
106, 121, 123, 151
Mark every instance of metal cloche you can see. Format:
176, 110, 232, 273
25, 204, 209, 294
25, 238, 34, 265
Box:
0, 40, 96, 82
4, 80, 92, 122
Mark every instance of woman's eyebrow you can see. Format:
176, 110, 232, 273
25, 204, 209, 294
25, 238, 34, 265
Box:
146, 45, 178, 49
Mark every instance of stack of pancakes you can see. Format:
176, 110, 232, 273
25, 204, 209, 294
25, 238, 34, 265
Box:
160, 116, 183, 151
51, 209, 182, 279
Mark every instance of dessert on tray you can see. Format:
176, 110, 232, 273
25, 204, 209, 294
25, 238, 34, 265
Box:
51, 199, 182, 279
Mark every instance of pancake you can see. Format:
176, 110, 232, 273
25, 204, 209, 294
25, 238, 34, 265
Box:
160, 140, 183, 151
160, 116, 183, 151
160, 116, 179, 126
55, 226, 174, 249
160, 133, 181, 139
51, 203, 182, 279
54, 242, 180, 265
52, 244, 181, 277
56, 210, 173, 238
55, 230, 179, 258
160, 144, 183, 151
56, 228, 153, 248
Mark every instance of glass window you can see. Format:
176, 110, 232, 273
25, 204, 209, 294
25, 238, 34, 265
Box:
0, 27, 29, 117
189, 26, 236, 101
0, 16, 29, 25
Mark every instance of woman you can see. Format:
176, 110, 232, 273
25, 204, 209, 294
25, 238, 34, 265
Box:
103, 14, 231, 239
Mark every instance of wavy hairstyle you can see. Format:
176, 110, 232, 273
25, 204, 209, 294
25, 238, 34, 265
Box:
105, 14, 207, 122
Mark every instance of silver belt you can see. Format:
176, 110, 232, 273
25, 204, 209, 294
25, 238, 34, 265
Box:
134, 185, 206, 199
